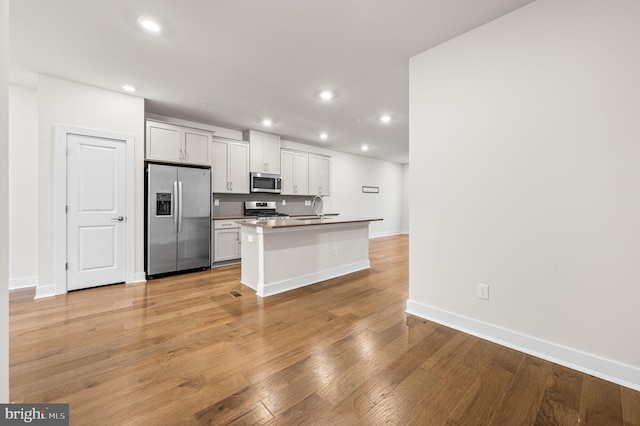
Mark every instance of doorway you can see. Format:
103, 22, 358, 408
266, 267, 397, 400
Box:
54, 126, 135, 294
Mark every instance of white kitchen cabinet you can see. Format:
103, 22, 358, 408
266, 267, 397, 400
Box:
243, 130, 281, 174
146, 120, 212, 166
308, 154, 330, 196
281, 149, 309, 195
214, 220, 241, 262
281, 150, 295, 194
211, 138, 249, 194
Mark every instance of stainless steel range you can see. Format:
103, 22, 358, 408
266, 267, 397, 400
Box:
244, 201, 289, 220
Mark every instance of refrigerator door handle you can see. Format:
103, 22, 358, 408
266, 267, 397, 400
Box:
173, 181, 178, 233
178, 181, 183, 233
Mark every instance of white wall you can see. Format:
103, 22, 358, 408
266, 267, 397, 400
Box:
281, 140, 404, 237
37, 76, 145, 297
1, 0, 9, 403
8, 85, 38, 288
402, 163, 409, 234
409, 0, 640, 390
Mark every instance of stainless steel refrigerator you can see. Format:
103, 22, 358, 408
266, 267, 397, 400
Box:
146, 163, 211, 278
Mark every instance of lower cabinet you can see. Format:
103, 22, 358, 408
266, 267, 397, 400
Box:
213, 220, 241, 263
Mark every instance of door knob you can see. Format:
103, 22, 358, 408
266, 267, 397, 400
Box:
112, 216, 125, 222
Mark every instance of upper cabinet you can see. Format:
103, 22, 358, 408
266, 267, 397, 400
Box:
146, 120, 212, 166
211, 138, 249, 194
281, 150, 309, 195
281, 149, 330, 196
308, 154, 330, 196
243, 130, 281, 174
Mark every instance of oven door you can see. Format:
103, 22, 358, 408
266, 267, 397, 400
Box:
250, 172, 281, 193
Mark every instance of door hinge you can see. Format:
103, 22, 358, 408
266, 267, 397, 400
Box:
65, 205, 68, 213
65, 262, 68, 270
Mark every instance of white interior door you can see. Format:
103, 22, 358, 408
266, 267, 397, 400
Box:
66, 133, 127, 290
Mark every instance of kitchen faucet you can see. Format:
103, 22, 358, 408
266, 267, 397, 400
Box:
312, 194, 324, 218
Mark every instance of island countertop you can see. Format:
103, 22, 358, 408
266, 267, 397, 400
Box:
214, 213, 340, 221
236, 216, 383, 228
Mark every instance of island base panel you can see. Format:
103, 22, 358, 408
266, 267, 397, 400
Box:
241, 223, 372, 297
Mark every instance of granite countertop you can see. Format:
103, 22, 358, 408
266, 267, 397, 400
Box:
213, 213, 340, 221
213, 215, 254, 220
236, 216, 382, 228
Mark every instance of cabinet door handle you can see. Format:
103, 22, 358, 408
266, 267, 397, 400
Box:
230, 181, 233, 191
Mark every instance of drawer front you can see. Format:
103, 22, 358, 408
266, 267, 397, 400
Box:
214, 219, 240, 230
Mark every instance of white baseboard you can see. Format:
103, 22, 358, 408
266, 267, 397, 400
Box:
34, 284, 56, 299
406, 299, 640, 392
257, 260, 370, 297
132, 272, 147, 283
32, 272, 147, 298
9, 276, 38, 290
370, 230, 405, 238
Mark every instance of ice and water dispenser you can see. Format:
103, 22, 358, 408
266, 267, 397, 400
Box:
156, 193, 172, 216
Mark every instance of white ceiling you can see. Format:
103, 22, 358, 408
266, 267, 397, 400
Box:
9, 0, 534, 164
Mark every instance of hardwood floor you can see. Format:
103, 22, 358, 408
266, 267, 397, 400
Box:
9, 235, 640, 425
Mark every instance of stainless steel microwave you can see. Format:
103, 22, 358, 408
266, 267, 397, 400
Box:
250, 172, 282, 193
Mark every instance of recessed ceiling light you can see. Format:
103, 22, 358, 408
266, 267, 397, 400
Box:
318, 90, 334, 101
261, 118, 273, 126
121, 85, 136, 92
361, 144, 370, 151
137, 17, 161, 33
319, 132, 329, 140
379, 114, 392, 123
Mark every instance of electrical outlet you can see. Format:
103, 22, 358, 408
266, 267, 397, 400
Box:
477, 283, 489, 300
214, 199, 219, 206
282, 200, 286, 206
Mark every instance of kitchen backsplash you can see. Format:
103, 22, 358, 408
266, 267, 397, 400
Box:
212, 193, 322, 217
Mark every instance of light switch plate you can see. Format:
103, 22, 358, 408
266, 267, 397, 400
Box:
477, 283, 489, 300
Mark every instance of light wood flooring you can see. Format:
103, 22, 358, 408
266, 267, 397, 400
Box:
9, 235, 640, 425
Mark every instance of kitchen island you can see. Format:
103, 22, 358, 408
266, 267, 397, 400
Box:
239, 216, 382, 297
